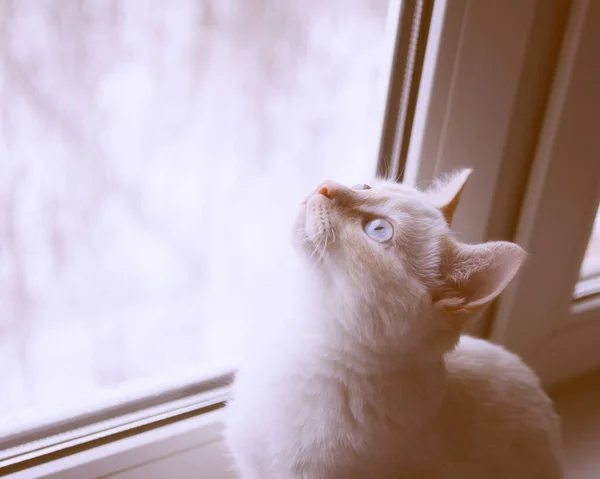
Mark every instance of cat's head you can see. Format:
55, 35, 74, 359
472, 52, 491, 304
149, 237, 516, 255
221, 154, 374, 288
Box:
295, 169, 525, 357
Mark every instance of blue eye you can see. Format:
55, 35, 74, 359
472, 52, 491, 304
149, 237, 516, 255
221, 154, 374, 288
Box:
364, 218, 393, 243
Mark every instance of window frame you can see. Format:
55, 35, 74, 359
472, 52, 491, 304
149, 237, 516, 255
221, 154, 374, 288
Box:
4, 410, 228, 479
376, 0, 434, 181
0, 375, 231, 474
405, 0, 570, 337
492, 0, 600, 387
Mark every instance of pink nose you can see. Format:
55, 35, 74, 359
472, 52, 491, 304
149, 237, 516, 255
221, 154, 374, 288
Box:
315, 180, 339, 199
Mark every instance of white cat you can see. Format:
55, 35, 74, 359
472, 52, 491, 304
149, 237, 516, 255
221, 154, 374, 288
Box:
225, 170, 563, 479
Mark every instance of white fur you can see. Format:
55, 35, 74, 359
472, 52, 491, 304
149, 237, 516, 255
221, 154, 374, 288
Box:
225, 173, 562, 478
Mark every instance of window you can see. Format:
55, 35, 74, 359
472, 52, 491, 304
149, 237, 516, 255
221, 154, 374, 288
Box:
1, 0, 427, 465
10, 0, 589, 476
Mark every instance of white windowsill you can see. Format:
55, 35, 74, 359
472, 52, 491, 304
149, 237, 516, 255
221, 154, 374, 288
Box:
573, 275, 600, 301
4, 409, 232, 479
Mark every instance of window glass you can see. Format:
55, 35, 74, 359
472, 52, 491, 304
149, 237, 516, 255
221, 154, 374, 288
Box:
0, 0, 390, 438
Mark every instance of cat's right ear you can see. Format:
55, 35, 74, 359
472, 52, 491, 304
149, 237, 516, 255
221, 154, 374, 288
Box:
425, 169, 472, 225
432, 237, 526, 329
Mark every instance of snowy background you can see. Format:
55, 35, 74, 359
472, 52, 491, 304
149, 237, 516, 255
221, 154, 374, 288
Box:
0, 0, 390, 436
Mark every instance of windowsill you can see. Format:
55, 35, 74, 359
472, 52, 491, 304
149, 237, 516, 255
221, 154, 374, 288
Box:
574, 276, 600, 301
575, 254, 600, 301
574, 233, 600, 300
3, 408, 231, 479
579, 229, 600, 280
0, 381, 231, 477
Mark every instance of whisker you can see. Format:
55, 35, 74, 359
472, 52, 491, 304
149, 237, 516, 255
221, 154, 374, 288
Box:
296, 230, 321, 244
309, 236, 324, 262
301, 233, 321, 244
317, 234, 329, 264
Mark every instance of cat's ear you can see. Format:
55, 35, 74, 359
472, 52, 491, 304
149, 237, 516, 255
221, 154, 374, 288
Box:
425, 169, 472, 225
433, 238, 526, 328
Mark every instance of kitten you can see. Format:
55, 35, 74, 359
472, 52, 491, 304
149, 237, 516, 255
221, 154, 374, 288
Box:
225, 170, 563, 479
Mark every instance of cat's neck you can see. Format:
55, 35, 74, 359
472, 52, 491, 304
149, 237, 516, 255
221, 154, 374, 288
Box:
271, 267, 449, 420
293, 281, 442, 374
294, 314, 448, 423
315, 314, 446, 377
279, 265, 448, 379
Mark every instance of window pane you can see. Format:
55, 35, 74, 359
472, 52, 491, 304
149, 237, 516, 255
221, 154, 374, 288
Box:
575, 206, 600, 299
0, 0, 391, 439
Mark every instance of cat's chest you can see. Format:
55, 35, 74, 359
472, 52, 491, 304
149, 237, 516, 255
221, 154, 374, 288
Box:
229, 374, 441, 479
230, 354, 435, 458
227, 348, 463, 478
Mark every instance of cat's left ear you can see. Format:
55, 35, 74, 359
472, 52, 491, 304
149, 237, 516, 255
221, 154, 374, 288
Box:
432, 238, 526, 329
425, 169, 472, 225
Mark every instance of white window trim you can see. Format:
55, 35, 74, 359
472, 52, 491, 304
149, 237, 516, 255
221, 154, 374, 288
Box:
492, 0, 600, 387
5, 410, 229, 479
406, 0, 567, 245
405, 0, 569, 338
0, 385, 230, 476
0, 369, 232, 457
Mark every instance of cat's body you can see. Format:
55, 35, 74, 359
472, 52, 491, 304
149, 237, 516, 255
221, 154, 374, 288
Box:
225, 171, 563, 478
228, 335, 560, 479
